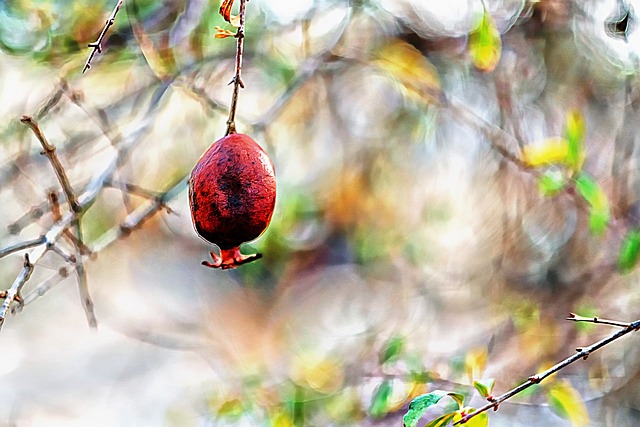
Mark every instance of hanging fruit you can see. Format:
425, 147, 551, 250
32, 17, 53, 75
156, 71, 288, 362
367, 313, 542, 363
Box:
189, 133, 276, 269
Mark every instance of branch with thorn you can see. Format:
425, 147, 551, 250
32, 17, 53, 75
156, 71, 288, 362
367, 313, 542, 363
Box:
221, 0, 248, 136
82, 0, 124, 73
453, 314, 640, 425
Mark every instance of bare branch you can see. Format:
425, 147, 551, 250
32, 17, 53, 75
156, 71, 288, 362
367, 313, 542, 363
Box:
83, 0, 125, 73
0, 237, 46, 259
0, 255, 34, 330
566, 312, 632, 328
21, 116, 81, 213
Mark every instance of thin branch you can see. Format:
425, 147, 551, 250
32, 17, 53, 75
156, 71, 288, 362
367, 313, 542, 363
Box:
7, 203, 48, 235
0, 255, 34, 330
105, 179, 176, 214
49, 244, 76, 263
566, 312, 632, 328
49, 191, 92, 256
21, 116, 81, 213
454, 317, 640, 425
83, 0, 125, 73
225, 0, 248, 136
21, 268, 70, 308
0, 237, 46, 259
73, 222, 97, 328
19, 178, 186, 309
96, 177, 187, 247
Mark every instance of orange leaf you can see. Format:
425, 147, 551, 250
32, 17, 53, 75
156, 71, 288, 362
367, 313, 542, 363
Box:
215, 26, 235, 38
219, 0, 235, 23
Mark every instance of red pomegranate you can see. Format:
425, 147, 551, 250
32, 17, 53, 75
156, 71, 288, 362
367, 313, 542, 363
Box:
189, 133, 276, 269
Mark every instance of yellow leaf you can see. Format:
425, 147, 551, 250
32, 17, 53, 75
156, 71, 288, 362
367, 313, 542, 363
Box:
469, 10, 502, 72
547, 380, 590, 427
270, 410, 294, 427
375, 40, 442, 104
452, 409, 489, 427
564, 109, 586, 173
464, 347, 487, 383
522, 138, 569, 167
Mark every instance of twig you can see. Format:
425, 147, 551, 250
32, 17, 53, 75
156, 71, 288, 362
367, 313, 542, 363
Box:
0, 237, 46, 259
49, 192, 92, 256
49, 244, 76, 263
0, 86, 165, 331
225, 0, 248, 136
20, 116, 81, 213
83, 0, 125, 73
21, 268, 70, 308
454, 317, 640, 425
7, 203, 48, 235
566, 312, 632, 328
0, 255, 34, 330
20, 178, 186, 310
73, 222, 97, 328
105, 180, 176, 214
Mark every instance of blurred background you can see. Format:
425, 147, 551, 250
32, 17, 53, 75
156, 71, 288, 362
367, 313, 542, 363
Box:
1, 0, 640, 425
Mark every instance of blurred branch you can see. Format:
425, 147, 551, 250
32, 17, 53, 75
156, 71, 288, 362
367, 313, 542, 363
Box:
225, 0, 248, 136
73, 221, 97, 328
83, 0, 125, 73
0, 78, 169, 331
444, 97, 527, 170
0, 237, 46, 259
454, 315, 640, 425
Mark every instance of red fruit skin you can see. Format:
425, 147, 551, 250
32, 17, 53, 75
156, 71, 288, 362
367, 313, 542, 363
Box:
189, 133, 276, 267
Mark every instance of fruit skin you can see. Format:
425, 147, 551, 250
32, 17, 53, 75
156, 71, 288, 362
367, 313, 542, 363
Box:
189, 133, 276, 269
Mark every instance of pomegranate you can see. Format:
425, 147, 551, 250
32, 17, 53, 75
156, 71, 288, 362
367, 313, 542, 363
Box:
189, 133, 276, 269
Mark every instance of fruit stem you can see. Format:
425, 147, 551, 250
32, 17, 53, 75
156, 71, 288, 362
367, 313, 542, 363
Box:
225, 0, 248, 136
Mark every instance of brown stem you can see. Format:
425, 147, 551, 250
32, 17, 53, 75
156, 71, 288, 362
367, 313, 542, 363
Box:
454, 317, 640, 425
21, 116, 81, 213
83, 0, 124, 73
225, 0, 248, 136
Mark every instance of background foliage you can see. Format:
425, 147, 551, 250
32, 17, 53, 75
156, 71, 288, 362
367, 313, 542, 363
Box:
1, 0, 640, 425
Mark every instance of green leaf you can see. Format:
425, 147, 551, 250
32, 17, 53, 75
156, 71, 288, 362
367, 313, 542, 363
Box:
370, 380, 393, 418
618, 230, 640, 273
425, 412, 457, 427
547, 380, 589, 426
380, 335, 405, 364
216, 398, 244, 419
403, 391, 464, 427
468, 9, 502, 72
574, 173, 610, 235
538, 169, 566, 196
564, 110, 586, 173
473, 378, 495, 398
